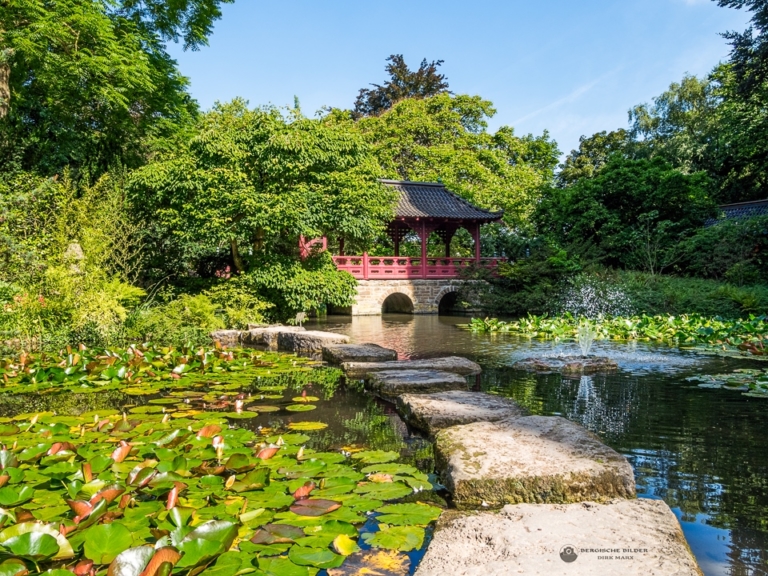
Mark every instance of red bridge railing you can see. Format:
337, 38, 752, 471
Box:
332, 255, 502, 280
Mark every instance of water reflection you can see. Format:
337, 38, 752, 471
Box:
312, 314, 768, 576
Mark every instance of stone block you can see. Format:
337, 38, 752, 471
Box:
322, 343, 398, 364
277, 330, 350, 352
343, 356, 481, 379
241, 325, 305, 348
396, 391, 525, 436
435, 416, 635, 509
210, 329, 241, 347
415, 499, 702, 576
368, 369, 468, 398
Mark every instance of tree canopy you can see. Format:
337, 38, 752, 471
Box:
353, 54, 449, 118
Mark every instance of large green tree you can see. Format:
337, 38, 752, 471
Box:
537, 156, 715, 272
0, 0, 231, 175
341, 93, 559, 230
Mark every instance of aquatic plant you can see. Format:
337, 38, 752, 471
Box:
464, 314, 768, 357
686, 368, 768, 397
0, 390, 441, 574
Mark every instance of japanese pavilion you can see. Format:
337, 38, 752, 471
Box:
304, 180, 504, 280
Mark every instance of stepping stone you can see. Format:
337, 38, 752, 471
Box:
396, 391, 525, 436
368, 370, 468, 399
210, 329, 241, 347
514, 356, 619, 375
276, 330, 350, 352
435, 416, 635, 509
415, 499, 702, 576
322, 343, 397, 364
241, 325, 305, 347
343, 356, 481, 379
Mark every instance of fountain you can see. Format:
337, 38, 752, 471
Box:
512, 321, 619, 375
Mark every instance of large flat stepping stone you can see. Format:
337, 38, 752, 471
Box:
396, 391, 525, 436
276, 330, 350, 352
242, 325, 305, 347
210, 329, 241, 347
368, 370, 468, 398
436, 416, 635, 509
415, 499, 702, 576
322, 343, 397, 364
343, 356, 481, 379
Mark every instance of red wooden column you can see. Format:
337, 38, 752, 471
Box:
363, 252, 369, 280
472, 223, 481, 262
420, 220, 427, 278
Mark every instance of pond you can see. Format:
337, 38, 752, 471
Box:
308, 313, 768, 576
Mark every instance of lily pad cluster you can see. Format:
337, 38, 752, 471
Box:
0, 404, 441, 575
686, 368, 768, 397
0, 344, 321, 396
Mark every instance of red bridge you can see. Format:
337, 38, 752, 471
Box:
303, 180, 504, 280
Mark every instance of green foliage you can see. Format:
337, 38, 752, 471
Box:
557, 129, 631, 186
0, 0, 204, 175
353, 54, 449, 118
346, 92, 560, 229
463, 312, 768, 352
204, 279, 273, 329
129, 294, 222, 346
537, 156, 715, 269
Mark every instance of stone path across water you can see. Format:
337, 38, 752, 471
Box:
324, 343, 703, 574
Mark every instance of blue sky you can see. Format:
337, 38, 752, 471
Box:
167, 0, 750, 158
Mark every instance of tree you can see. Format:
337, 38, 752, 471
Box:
343, 93, 559, 230
537, 156, 716, 269
557, 129, 631, 186
353, 54, 449, 118
0, 0, 232, 175
716, 0, 768, 96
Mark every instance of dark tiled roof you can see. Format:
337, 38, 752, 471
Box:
705, 199, 768, 226
381, 180, 503, 221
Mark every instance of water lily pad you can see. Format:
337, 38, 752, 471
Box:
288, 422, 328, 431
83, 523, 133, 564
285, 405, 317, 412
362, 525, 425, 552
351, 450, 400, 464
291, 396, 320, 403
374, 503, 442, 526
223, 411, 259, 419
3, 531, 60, 561
290, 499, 342, 516
354, 482, 413, 501
287, 546, 344, 569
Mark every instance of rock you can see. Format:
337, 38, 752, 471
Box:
343, 356, 481, 379
322, 343, 398, 364
513, 356, 619, 374
415, 499, 702, 576
276, 330, 350, 352
435, 416, 635, 509
368, 370, 468, 398
242, 325, 305, 348
210, 329, 241, 347
396, 391, 525, 436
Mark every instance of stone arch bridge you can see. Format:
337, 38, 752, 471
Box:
339, 279, 475, 316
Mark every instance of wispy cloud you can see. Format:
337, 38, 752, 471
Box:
512, 67, 622, 126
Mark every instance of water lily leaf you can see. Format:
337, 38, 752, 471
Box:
256, 557, 309, 576
0, 451, 18, 470
291, 396, 319, 403
224, 453, 254, 473
316, 520, 358, 538
0, 425, 20, 437
0, 559, 28, 576
108, 546, 164, 576
362, 526, 424, 552
3, 531, 59, 561
287, 546, 344, 569
332, 534, 360, 556
354, 482, 412, 501
292, 482, 315, 500
229, 468, 270, 493
196, 425, 222, 439
182, 520, 237, 551
0, 486, 33, 507
0, 521, 75, 559
374, 503, 442, 526
351, 451, 399, 464
223, 411, 258, 419
285, 405, 316, 412
250, 523, 305, 544
256, 446, 279, 460
290, 499, 342, 517
250, 405, 280, 412
176, 538, 223, 568
83, 523, 133, 564
287, 422, 328, 431
198, 551, 243, 576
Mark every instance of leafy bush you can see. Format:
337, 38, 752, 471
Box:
205, 278, 273, 329
127, 294, 223, 347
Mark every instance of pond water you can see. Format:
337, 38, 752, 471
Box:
308, 314, 768, 576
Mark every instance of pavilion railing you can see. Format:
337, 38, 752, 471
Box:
331, 255, 502, 280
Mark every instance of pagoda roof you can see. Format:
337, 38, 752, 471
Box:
705, 199, 768, 226
381, 179, 503, 222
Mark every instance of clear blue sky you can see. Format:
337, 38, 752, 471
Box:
167, 0, 750, 158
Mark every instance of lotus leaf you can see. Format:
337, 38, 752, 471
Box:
362, 526, 425, 552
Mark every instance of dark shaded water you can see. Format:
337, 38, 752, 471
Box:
308, 314, 768, 576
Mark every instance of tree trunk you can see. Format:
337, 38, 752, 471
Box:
230, 239, 246, 273
0, 55, 10, 119
252, 227, 264, 252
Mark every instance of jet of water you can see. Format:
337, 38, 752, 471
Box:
577, 322, 597, 356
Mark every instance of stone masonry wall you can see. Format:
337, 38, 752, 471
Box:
351, 279, 480, 315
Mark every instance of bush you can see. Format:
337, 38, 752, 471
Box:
127, 294, 223, 347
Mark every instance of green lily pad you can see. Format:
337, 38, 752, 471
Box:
285, 405, 317, 412
287, 546, 345, 569
83, 523, 134, 564
362, 525, 425, 552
